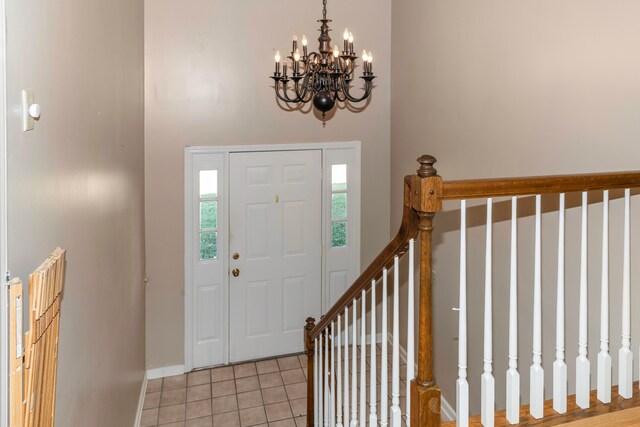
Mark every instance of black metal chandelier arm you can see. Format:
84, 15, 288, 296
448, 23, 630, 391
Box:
340, 78, 373, 103
275, 81, 304, 103
293, 74, 314, 103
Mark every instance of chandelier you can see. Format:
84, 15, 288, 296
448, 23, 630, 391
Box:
270, 0, 376, 120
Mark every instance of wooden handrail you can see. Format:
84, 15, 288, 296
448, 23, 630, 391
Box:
443, 170, 640, 200
310, 176, 420, 340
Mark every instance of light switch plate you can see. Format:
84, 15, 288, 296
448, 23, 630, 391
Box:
22, 89, 34, 131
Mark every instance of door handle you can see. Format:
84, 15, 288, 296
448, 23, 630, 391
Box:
233, 253, 240, 260
232, 268, 240, 277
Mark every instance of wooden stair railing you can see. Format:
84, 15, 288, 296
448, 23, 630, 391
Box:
305, 154, 640, 427
305, 155, 443, 427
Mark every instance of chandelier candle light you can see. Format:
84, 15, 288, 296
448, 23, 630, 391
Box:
270, 0, 376, 120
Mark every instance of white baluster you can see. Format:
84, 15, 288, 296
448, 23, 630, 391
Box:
457, 201, 469, 427
620, 189, 633, 398
319, 332, 324, 427
597, 190, 611, 404
576, 192, 590, 409
338, 315, 343, 427
553, 194, 567, 414
351, 299, 358, 427
344, 307, 350, 426
370, 280, 378, 426
391, 256, 402, 427
506, 197, 519, 424
530, 194, 544, 419
325, 329, 330, 426
332, 320, 337, 427
360, 289, 366, 427
406, 239, 415, 426
481, 198, 495, 427
381, 268, 389, 427
315, 337, 320, 427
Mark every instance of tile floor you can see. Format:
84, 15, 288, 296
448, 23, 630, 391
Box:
140, 346, 409, 427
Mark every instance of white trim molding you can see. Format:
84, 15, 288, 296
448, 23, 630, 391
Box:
134, 372, 148, 427
146, 364, 186, 381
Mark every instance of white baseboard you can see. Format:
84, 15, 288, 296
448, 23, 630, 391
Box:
134, 371, 148, 427
387, 332, 457, 422
146, 364, 186, 380
440, 395, 456, 422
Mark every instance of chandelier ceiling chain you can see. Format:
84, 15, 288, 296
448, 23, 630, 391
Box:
270, 0, 376, 121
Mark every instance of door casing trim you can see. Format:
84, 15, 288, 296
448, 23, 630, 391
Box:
184, 141, 361, 372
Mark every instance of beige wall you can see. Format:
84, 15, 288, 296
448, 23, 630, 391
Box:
6, 0, 145, 424
391, 1, 640, 415
144, 0, 391, 369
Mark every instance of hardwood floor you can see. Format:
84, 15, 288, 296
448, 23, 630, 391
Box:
442, 382, 640, 426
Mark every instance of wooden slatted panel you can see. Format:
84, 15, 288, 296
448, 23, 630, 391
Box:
9, 279, 24, 427
22, 247, 65, 427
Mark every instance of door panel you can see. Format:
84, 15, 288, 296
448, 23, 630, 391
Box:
229, 150, 322, 362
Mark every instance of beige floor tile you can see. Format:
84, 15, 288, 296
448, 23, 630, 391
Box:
237, 390, 263, 409
158, 403, 186, 423
297, 355, 307, 368
239, 405, 267, 426
186, 416, 213, 427
212, 394, 238, 414
188, 370, 211, 387
277, 356, 301, 371
163, 375, 187, 390
147, 378, 163, 393
161, 388, 187, 406
159, 422, 185, 427
213, 410, 240, 427
256, 359, 279, 375
284, 382, 306, 400
141, 407, 159, 427
234, 362, 257, 378
268, 419, 296, 427
236, 376, 260, 393
261, 386, 288, 404
212, 379, 236, 397
211, 366, 234, 383
187, 384, 212, 402
294, 415, 306, 427
186, 399, 213, 420
289, 398, 306, 417
280, 369, 305, 385
264, 401, 292, 422
258, 372, 283, 389
144, 391, 161, 409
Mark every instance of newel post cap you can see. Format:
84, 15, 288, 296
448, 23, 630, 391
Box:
417, 155, 438, 178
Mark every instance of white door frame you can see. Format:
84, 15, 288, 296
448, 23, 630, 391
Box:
184, 141, 361, 372
0, 0, 9, 421
0, 0, 9, 422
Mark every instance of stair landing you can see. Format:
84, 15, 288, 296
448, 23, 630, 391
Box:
443, 382, 640, 426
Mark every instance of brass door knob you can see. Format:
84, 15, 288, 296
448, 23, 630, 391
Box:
233, 253, 240, 260
232, 268, 240, 277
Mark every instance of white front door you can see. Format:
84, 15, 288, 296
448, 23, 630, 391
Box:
229, 150, 322, 363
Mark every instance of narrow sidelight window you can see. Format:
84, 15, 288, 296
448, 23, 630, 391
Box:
331, 164, 348, 248
199, 170, 219, 260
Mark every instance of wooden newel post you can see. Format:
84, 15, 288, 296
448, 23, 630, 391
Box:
410, 155, 443, 427
305, 317, 316, 427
